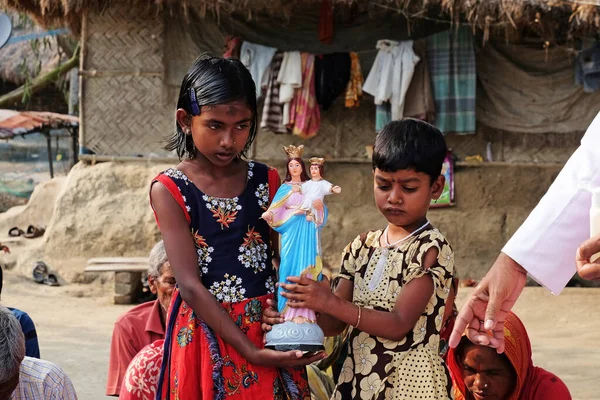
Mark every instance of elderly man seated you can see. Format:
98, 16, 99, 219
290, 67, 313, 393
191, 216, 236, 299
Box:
0, 306, 77, 400
106, 240, 175, 396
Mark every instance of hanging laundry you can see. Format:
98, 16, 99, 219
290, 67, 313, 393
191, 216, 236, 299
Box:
575, 42, 600, 93
345, 52, 364, 108
288, 53, 321, 139
363, 40, 420, 121
260, 52, 287, 134
404, 39, 436, 122
318, 0, 334, 44
277, 52, 303, 126
375, 103, 391, 132
315, 53, 351, 110
223, 36, 242, 59
240, 41, 277, 98
427, 28, 476, 134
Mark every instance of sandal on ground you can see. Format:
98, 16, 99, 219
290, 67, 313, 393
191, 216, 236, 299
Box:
8, 227, 24, 237
43, 273, 60, 287
24, 225, 45, 239
32, 261, 48, 284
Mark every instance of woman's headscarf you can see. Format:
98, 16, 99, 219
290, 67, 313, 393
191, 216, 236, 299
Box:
447, 312, 570, 400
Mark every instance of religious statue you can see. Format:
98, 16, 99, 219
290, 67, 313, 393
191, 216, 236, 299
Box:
261, 145, 341, 351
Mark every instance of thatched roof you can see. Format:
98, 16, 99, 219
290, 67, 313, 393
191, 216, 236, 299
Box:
2, 0, 599, 41
0, 12, 64, 85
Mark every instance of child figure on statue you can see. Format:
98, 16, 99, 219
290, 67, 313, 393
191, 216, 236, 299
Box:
298, 158, 341, 224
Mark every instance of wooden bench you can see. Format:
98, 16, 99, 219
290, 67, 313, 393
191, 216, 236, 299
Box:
85, 257, 149, 304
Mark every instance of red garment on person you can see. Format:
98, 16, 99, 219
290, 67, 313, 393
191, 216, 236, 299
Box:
447, 312, 571, 400
106, 300, 165, 395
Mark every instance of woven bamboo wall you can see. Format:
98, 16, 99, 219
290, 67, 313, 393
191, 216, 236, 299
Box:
80, 4, 172, 156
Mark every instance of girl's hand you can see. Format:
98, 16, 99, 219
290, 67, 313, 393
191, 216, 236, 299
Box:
249, 347, 326, 368
261, 298, 284, 334
280, 276, 332, 314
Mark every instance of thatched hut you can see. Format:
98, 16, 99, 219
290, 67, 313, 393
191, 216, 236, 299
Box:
1, 0, 599, 282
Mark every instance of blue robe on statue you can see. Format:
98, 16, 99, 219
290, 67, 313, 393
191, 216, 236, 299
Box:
267, 183, 327, 317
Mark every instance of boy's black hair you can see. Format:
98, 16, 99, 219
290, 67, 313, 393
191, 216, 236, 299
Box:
372, 118, 447, 183
166, 54, 258, 160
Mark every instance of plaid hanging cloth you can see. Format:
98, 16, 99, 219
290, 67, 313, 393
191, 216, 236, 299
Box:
427, 27, 476, 135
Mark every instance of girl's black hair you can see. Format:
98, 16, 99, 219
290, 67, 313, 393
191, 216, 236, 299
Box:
166, 54, 258, 160
372, 118, 447, 184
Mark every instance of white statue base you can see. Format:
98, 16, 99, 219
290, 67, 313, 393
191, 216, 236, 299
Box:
265, 321, 325, 352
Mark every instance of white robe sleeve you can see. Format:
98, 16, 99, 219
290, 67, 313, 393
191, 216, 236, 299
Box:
502, 112, 600, 294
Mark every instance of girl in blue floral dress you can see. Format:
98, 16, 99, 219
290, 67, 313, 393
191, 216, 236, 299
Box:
150, 55, 322, 400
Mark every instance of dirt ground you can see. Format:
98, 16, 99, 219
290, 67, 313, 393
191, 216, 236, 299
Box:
1, 269, 599, 400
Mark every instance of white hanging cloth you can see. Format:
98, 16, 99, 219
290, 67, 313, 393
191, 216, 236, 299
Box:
277, 51, 303, 126
363, 40, 420, 120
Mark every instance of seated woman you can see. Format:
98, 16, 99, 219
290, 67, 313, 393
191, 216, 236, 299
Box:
447, 311, 571, 400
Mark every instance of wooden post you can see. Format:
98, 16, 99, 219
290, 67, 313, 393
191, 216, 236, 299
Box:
45, 132, 54, 178
78, 11, 88, 154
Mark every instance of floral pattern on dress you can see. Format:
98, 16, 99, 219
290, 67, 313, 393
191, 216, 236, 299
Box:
333, 228, 456, 400
224, 359, 259, 395
209, 273, 247, 302
238, 227, 269, 273
176, 304, 201, 348
265, 276, 276, 294
202, 194, 242, 229
192, 230, 214, 275
255, 183, 270, 210
163, 168, 192, 185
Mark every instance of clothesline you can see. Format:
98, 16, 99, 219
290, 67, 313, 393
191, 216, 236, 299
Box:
237, 27, 478, 139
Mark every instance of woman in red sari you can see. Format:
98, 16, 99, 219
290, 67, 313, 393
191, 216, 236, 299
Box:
447, 311, 571, 400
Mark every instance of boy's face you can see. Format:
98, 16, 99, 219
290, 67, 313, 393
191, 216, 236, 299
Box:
373, 168, 444, 229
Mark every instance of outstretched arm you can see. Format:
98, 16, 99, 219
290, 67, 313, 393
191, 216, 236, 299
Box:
449, 252, 526, 353
262, 277, 352, 337
282, 248, 438, 342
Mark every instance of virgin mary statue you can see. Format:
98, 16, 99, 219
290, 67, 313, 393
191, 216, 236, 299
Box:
261, 145, 326, 351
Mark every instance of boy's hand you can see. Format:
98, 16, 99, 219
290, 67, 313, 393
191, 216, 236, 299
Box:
261, 298, 284, 334
1, 245, 9, 254
280, 276, 332, 314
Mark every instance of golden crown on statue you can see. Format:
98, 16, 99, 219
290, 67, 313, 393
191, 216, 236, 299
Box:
283, 144, 305, 159
309, 157, 325, 165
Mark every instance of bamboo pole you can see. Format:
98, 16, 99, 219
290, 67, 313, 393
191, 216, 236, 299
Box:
78, 10, 88, 154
